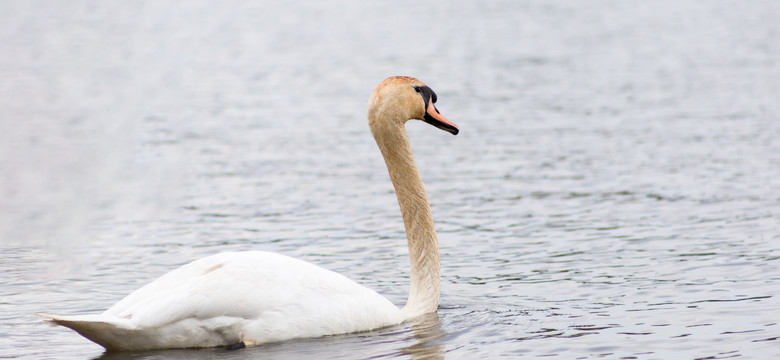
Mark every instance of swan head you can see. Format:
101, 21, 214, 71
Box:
368, 76, 459, 135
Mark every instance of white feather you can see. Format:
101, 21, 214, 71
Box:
41, 251, 403, 350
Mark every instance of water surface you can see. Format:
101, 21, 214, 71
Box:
2, 1, 779, 359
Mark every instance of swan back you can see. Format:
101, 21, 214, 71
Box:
42, 251, 404, 350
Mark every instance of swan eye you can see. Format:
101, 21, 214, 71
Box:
413, 85, 438, 104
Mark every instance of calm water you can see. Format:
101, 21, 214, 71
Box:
2, 1, 780, 359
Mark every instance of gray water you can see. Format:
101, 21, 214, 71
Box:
2, 1, 780, 359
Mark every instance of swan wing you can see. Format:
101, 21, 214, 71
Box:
89, 251, 402, 347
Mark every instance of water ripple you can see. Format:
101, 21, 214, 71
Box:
3, 0, 780, 359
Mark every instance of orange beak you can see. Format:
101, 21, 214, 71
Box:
424, 98, 459, 135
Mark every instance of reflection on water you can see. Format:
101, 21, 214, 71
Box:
399, 314, 446, 360
3, 0, 780, 359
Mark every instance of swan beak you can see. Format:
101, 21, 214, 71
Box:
423, 99, 459, 135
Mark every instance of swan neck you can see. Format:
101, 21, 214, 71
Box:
372, 121, 441, 317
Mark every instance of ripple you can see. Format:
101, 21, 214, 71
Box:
4, 0, 780, 359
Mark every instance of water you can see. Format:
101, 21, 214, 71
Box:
2, 0, 779, 359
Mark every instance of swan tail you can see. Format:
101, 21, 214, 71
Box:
35, 313, 141, 351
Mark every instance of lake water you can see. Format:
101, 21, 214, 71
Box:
2, 1, 779, 359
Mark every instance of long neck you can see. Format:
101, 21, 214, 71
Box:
372, 121, 441, 317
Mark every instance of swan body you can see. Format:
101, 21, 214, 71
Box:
39, 76, 458, 351
41, 252, 403, 350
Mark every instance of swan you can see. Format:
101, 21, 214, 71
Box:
37, 76, 459, 351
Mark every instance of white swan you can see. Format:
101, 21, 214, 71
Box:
38, 76, 459, 351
